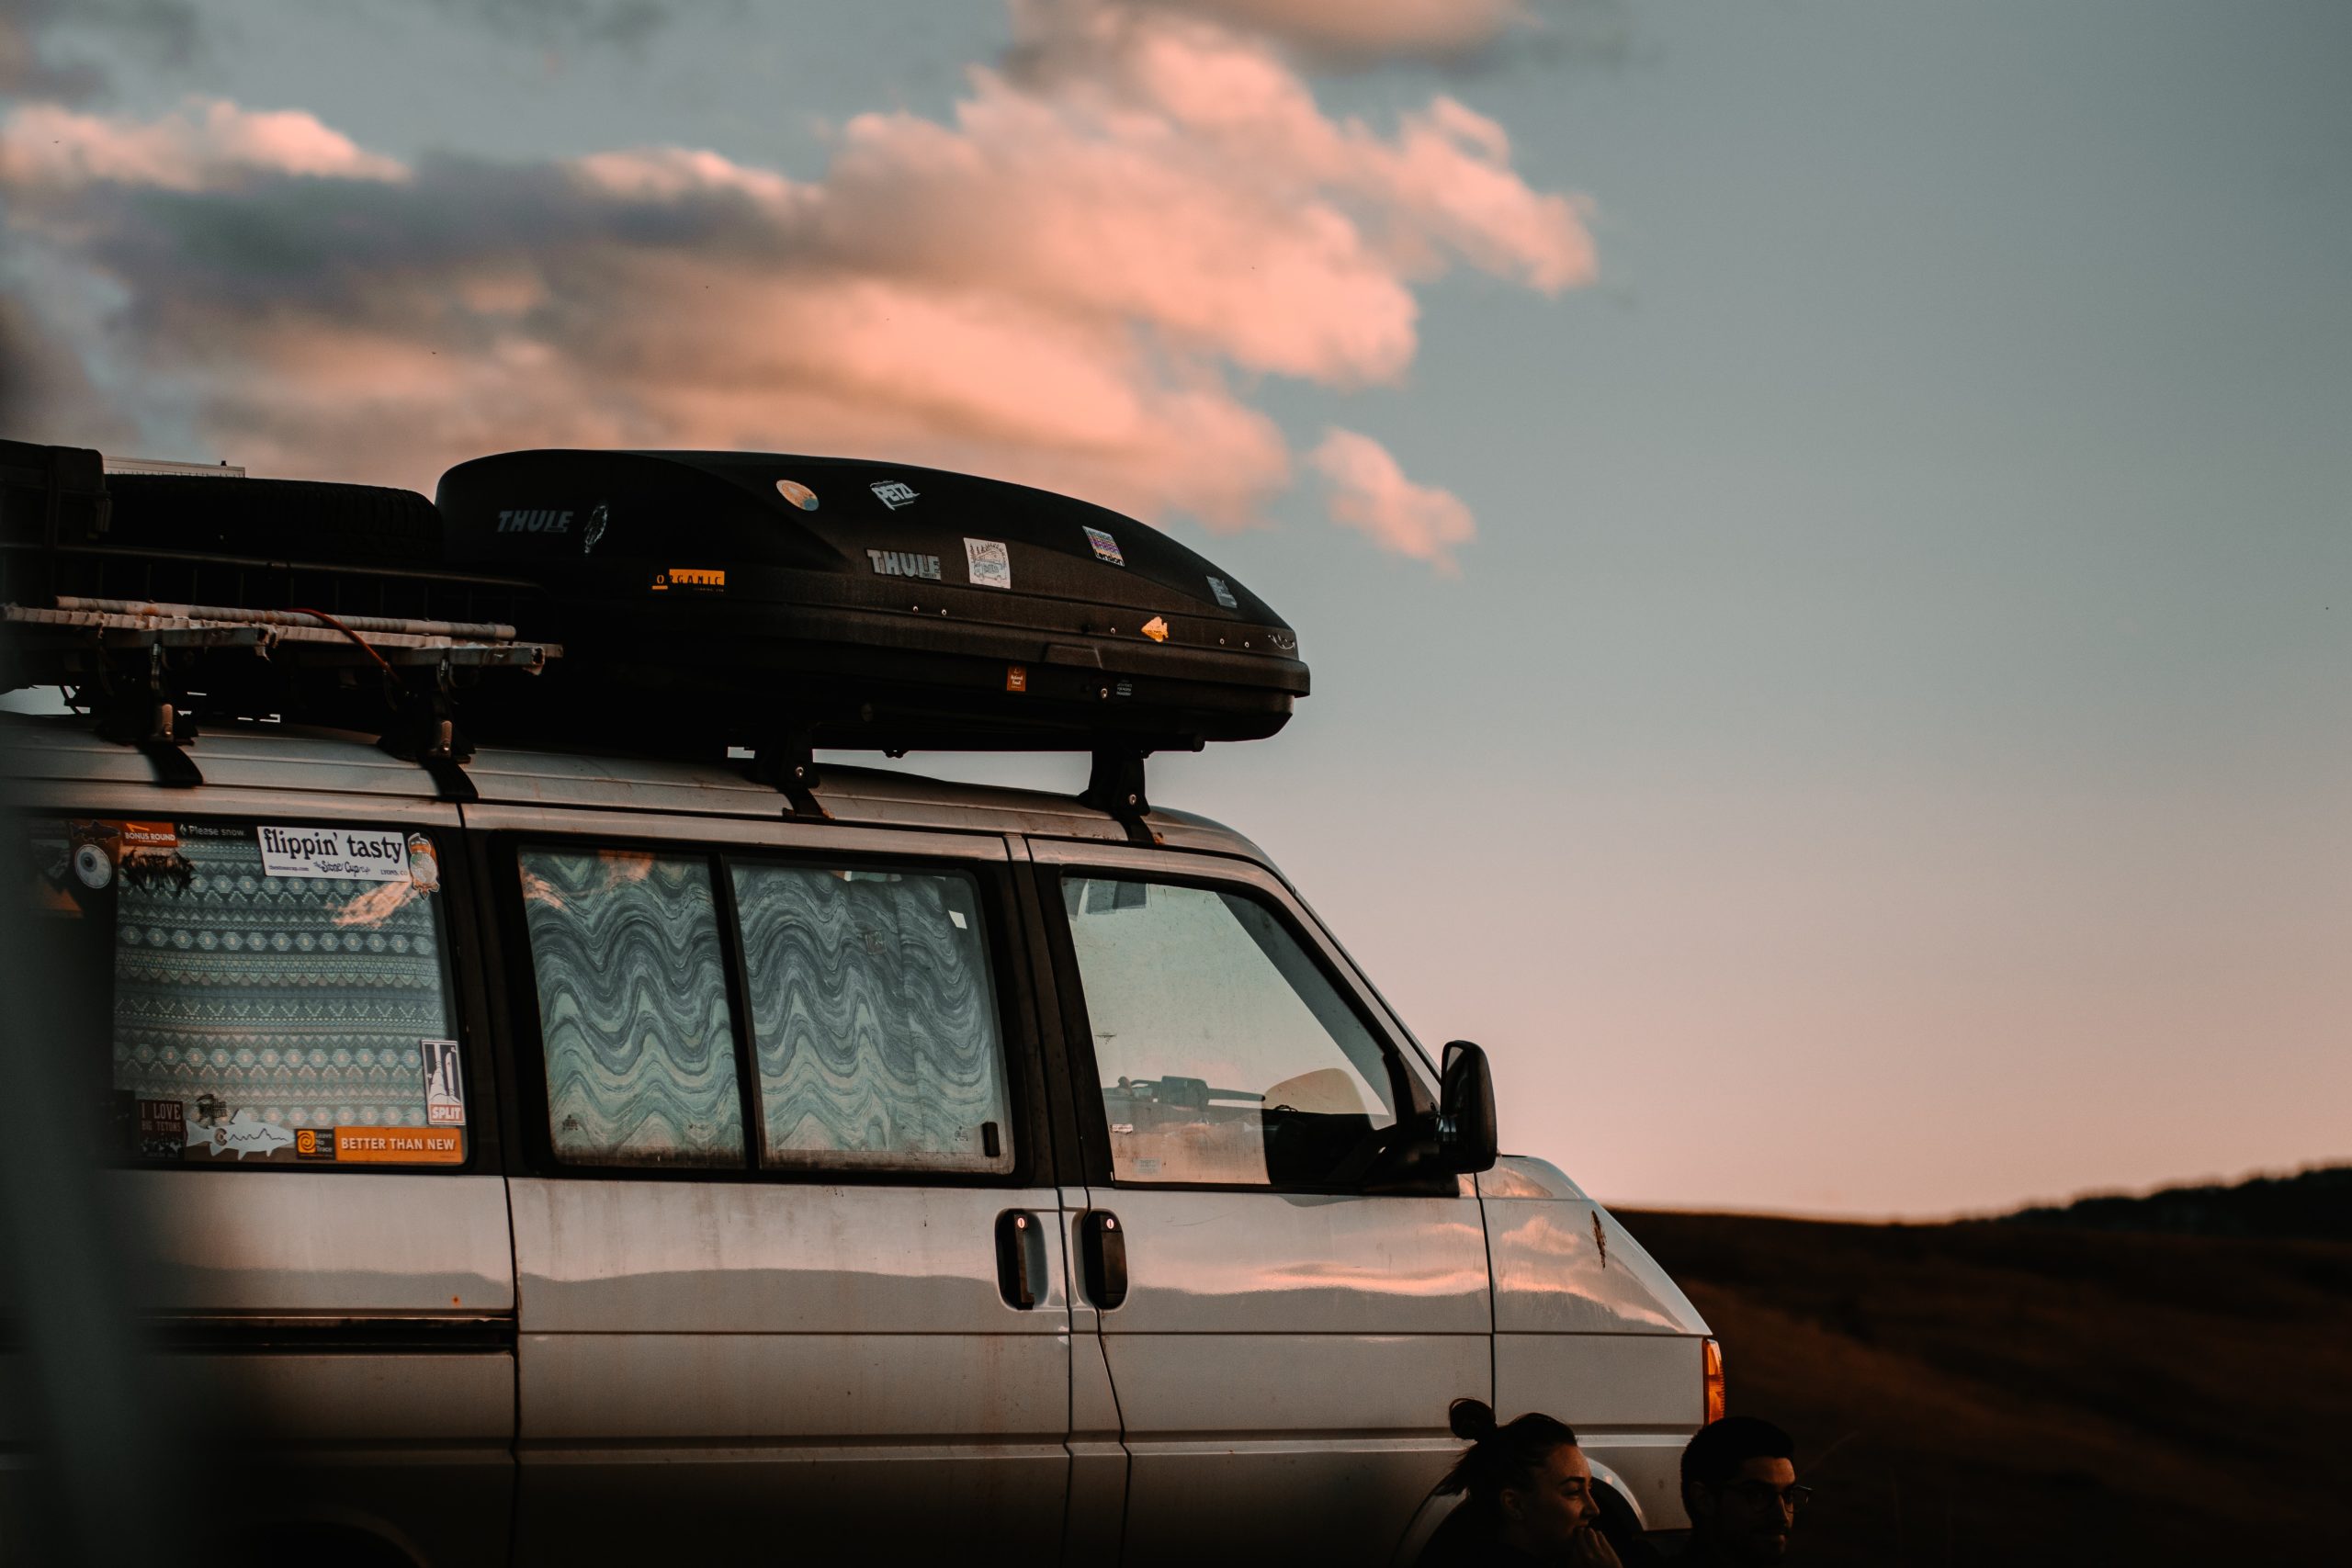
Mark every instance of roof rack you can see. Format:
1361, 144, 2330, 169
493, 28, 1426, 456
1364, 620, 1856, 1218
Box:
1, 597, 560, 799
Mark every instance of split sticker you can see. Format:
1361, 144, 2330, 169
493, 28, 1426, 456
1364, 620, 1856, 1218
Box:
421, 1038, 466, 1126
257, 825, 409, 882
1083, 525, 1125, 566
964, 537, 1012, 590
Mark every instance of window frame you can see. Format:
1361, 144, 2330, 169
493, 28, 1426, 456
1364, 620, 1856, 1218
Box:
1035, 850, 1443, 1197
17, 806, 493, 1179
492, 829, 1050, 1189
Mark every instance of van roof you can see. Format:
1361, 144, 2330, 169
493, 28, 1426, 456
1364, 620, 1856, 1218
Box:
0, 711, 1272, 863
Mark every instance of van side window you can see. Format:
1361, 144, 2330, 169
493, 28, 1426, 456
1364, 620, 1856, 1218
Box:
1061, 876, 1399, 1188
20, 818, 467, 1167
519, 847, 745, 1168
730, 863, 1012, 1174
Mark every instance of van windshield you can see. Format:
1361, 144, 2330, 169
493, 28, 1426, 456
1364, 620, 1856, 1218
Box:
18, 817, 467, 1167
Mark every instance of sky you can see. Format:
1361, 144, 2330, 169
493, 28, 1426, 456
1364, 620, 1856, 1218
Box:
2, 0, 2346, 1216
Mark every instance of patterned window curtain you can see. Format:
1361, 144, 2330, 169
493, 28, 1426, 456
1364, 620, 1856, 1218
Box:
109, 824, 454, 1139
730, 864, 1012, 1172
519, 847, 744, 1167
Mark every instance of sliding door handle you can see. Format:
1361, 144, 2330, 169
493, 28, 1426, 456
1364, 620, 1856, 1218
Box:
1080, 1211, 1127, 1311
996, 1210, 1044, 1309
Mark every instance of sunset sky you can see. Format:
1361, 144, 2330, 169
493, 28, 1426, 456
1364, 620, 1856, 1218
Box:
4, 0, 2345, 1215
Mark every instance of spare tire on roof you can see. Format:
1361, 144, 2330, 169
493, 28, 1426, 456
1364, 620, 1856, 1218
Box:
102, 475, 442, 564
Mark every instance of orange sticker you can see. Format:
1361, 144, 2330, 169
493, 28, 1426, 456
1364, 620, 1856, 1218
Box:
119, 821, 178, 853
322, 1126, 466, 1165
1005, 664, 1028, 694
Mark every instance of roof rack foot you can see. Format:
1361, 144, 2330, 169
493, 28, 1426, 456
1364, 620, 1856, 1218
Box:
93, 682, 203, 790
752, 729, 830, 819
378, 687, 479, 804
1080, 747, 1156, 847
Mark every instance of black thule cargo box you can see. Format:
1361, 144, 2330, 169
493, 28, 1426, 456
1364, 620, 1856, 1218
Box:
435, 450, 1308, 755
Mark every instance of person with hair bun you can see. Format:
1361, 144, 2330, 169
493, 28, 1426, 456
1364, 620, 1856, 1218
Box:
1415, 1398, 1631, 1566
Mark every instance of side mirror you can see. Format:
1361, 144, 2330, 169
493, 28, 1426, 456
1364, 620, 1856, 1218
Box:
1437, 1040, 1498, 1174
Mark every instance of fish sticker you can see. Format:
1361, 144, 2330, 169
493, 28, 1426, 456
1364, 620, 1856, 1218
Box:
187, 1109, 296, 1161
1141, 615, 1170, 643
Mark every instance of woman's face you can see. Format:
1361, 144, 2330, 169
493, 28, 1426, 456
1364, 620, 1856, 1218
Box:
1500, 1441, 1601, 1553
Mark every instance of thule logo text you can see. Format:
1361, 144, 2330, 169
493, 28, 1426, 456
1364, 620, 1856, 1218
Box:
497, 509, 572, 534
867, 549, 942, 581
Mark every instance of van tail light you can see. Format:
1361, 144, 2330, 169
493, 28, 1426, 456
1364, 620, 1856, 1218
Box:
1702, 1337, 1725, 1424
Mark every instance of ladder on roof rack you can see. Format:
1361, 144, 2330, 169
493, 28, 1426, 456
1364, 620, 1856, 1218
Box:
1, 598, 561, 799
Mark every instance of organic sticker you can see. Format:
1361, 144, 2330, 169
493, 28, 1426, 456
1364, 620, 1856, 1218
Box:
870, 480, 920, 510
1206, 575, 1238, 610
775, 479, 820, 511
421, 1038, 466, 1127
257, 825, 408, 882
650, 567, 726, 593
964, 537, 1012, 590
1083, 525, 1125, 566
1141, 615, 1170, 643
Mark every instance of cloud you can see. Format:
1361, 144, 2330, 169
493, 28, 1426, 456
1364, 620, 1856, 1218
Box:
1121, 0, 1531, 64
0, 0, 199, 104
1311, 427, 1476, 572
0, 0, 1593, 567
0, 98, 408, 191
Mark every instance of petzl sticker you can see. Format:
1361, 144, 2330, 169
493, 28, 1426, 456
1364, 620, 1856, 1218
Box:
421, 1038, 466, 1126
775, 479, 820, 511
256, 825, 407, 882
1083, 525, 1125, 566
871, 480, 920, 510
964, 537, 1012, 590
1206, 575, 1238, 610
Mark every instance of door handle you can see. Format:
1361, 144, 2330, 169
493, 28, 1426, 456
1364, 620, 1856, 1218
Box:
1080, 1210, 1127, 1311
996, 1210, 1044, 1309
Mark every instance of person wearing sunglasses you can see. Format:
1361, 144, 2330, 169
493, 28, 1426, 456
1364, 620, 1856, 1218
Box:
1679, 1416, 1810, 1564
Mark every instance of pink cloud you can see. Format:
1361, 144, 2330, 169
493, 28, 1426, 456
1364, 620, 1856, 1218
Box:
1059, 0, 1532, 65
1311, 427, 1476, 571
0, 97, 407, 191
0, 3, 1591, 568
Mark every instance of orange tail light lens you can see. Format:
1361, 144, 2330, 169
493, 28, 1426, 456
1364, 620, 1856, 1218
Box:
1702, 1337, 1725, 1424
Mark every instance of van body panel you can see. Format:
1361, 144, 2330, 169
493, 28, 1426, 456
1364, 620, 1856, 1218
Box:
508, 1178, 1074, 1558
507, 1178, 1069, 1337
116, 1171, 515, 1315
1482, 1158, 1710, 1530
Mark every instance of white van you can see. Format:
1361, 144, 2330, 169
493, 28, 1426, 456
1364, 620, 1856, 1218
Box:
1, 444, 1717, 1566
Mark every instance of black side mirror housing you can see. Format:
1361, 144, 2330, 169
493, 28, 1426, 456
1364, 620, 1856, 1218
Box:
1437, 1040, 1499, 1174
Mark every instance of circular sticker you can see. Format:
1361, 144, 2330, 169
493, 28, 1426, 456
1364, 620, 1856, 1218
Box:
775, 479, 820, 512
74, 842, 113, 889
